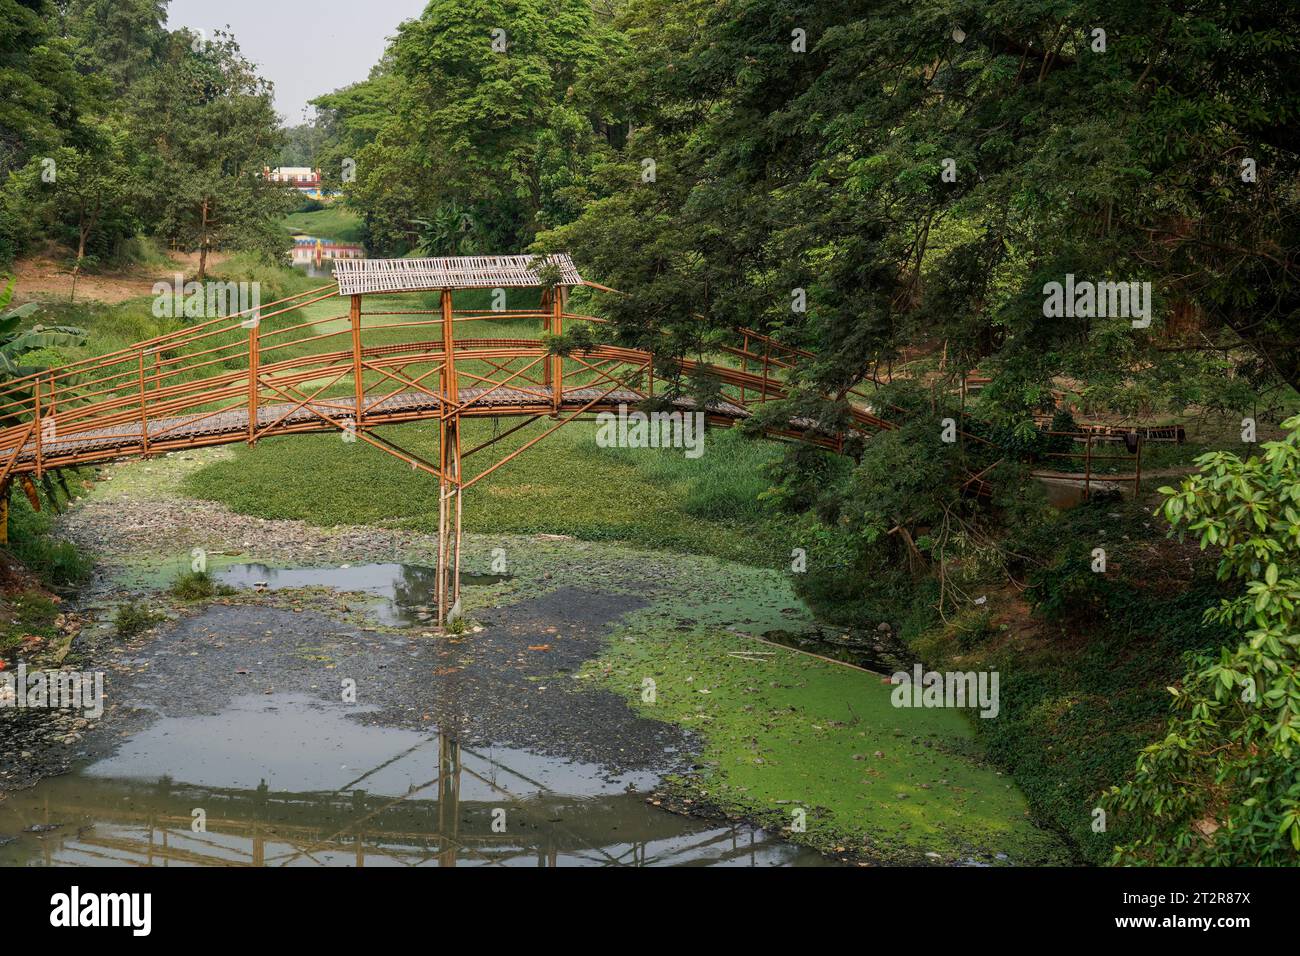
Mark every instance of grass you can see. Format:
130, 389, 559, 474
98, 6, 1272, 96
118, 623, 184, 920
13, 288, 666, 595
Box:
4, 483, 93, 588
0, 589, 62, 655
113, 599, 166, 637
168, 570, 235, 600
103, 235, 175, 272
27, 253, 322, 369
281, 207, 365, 242
182, 421, 791, 566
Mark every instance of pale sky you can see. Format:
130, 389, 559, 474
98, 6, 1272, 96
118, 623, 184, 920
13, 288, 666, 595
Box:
165, 0, 429, 123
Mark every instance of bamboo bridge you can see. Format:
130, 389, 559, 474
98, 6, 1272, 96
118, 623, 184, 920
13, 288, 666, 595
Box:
0, 254, 889, 624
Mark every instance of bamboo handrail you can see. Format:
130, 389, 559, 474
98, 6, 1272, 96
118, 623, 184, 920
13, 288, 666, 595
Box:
0, 278, 905, 487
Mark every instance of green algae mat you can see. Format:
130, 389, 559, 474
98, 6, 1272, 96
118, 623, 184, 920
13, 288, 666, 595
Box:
571, 552, 1072, 865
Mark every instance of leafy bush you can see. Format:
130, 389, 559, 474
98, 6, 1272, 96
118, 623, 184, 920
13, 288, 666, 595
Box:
4, 487, 92, 587
1105, 414, 1300, 865
953, 609, 997, 651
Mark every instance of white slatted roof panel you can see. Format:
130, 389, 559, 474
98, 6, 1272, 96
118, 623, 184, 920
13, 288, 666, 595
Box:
333, 254, 583, 295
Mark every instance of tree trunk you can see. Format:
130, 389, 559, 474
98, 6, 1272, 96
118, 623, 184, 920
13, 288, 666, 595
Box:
70, 229, 86, 304
198, 198, 210, 284
70, 201, 89, 303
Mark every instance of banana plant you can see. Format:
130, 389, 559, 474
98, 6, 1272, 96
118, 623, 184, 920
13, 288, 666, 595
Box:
0, 276, 87, 379
0, 277, 88, 525
0, 276, 87, 437
410, 201, 478, 257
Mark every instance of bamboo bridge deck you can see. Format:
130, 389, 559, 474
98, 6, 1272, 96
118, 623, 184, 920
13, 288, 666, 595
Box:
6, 388, 751, 470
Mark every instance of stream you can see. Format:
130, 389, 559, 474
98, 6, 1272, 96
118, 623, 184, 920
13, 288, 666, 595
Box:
0, 563, 833, 867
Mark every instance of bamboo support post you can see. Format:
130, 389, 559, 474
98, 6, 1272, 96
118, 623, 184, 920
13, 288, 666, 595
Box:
551, 286, 564, 412
350, 294, 364, 432
138, 352, 149, 455
762, 342, 770, 401
437, 288, 461, 626
1134, 434, 1142, 497
1083, 434, 1092, 501
34, 376, 43, 478
248, 323, 260, 444
541, 289, 552, 394
739, 332, 748, 404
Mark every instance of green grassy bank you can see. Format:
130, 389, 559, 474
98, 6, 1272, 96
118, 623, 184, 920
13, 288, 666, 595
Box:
280, 207, 365, 242
183, 422, 791, 567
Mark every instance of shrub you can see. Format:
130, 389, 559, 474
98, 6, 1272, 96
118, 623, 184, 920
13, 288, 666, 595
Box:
4, 486, 93, 587
114, 600, 165, 638
1105, 414, 1300, 865
168, 570, 235, 600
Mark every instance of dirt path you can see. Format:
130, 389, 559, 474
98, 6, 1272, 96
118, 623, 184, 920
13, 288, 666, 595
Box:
8, 251, 232, 305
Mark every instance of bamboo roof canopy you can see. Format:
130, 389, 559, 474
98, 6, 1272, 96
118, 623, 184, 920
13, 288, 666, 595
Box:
333, 254, 584, 295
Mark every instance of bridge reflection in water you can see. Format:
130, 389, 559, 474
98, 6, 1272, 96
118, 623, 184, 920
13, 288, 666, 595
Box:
2, 729, 824, 867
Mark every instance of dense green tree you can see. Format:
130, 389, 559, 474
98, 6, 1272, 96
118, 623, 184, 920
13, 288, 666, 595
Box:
62, 0, 167, 95
569, 1, 1290, 389
0, 0, 89, 177
130, 29, 292, 281
312, 0, 612, 254
0, 0, 95, 263
279, 121, 328, 168
10, 121, 134, 293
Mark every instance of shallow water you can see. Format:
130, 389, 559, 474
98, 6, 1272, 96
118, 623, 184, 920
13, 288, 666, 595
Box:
0, 692, 830, 867
214, 562, 507, 626
757, 628, 902, 674
7, 558, 837, 868
289, 235, 365, 279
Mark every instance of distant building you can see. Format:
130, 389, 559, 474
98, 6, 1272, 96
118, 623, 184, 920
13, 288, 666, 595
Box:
263, 166, 332, 200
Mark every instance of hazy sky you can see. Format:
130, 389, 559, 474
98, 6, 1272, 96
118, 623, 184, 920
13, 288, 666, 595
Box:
165, 0, 428, 123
